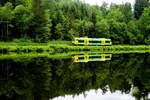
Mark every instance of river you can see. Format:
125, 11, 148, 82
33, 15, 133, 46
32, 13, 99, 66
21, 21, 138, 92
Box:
0, 53, 150, 100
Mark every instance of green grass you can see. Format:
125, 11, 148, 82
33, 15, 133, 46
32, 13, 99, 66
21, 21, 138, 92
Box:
0, 50, 149, 61
0, 41, 150, 53
0, 45, 54, 53
49, 44, 150, 52
0, 52, 70, 60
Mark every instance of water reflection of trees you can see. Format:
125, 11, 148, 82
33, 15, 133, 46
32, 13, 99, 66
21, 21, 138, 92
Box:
0, 53, 150, 100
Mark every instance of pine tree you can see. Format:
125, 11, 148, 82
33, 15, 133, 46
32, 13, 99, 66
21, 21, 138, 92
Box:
139, 7, 150, 44
134, 0, 149, 19
0, 2, 13, 41
31, 0, 51, 42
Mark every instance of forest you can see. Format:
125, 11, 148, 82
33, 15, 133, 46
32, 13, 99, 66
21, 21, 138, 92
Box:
0, 0, 150, 44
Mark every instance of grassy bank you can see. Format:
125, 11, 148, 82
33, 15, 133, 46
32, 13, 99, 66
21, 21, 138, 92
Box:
0, 50, 149, 60
0, 41, 150, 53
49, 44, 150, 53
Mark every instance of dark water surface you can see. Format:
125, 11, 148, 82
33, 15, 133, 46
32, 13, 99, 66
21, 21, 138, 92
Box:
0, 53, 150, 100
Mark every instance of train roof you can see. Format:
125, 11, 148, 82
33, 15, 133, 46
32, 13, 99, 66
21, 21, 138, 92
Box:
74, 37, 111, 40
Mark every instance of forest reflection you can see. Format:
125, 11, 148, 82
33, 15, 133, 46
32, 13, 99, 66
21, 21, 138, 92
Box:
0, 53, 150, 100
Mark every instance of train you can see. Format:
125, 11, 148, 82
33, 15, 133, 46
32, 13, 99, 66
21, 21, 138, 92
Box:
72, 37, 112, 46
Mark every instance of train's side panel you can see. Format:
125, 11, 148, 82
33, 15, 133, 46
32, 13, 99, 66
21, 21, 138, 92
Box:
72, 38, 112, 46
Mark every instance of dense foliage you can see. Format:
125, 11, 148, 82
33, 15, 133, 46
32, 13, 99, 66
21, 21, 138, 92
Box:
0, 0, 149, 44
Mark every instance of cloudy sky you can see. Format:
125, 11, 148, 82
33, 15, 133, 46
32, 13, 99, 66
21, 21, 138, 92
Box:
80, 0, 135, 6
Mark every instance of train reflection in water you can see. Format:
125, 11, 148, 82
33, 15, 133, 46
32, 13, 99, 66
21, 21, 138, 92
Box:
72, 53, 112, 62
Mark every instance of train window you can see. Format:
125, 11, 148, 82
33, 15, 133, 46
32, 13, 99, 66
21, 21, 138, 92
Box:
106, 41, 110, 43
78, 57, 84, 60
89, 56, 100, 59
89, 41, 100, 43
78, 40, 84, 42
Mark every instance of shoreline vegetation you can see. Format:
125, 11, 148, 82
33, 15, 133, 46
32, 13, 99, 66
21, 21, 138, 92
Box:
0, 50, 149, 60
0, 41, 150, 53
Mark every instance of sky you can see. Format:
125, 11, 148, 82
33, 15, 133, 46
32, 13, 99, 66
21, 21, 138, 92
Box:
80, 0, 135, 6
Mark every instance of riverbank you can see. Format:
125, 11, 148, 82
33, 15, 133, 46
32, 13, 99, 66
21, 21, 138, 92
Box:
0, 41, 150, 53
0, 50, 149, 60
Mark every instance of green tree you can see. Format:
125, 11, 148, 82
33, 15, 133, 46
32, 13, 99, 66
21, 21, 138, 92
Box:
139, 7, 150, 44
68, 28, 79, 39
74, 19, 93, 37
55, 23, 64, 40
95, 19, 109, 38
100, 2, 108, 17
30, 0, 51, 42
107, 7, 124, 22
126, 21, 141, 44
134, 0, 149, 19
119, 3, 133, 23
107, 7, 127, 44
12, 5, 33, 38
0, 2, 13, 41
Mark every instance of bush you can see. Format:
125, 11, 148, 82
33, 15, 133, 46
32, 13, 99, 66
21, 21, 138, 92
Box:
13, 38, 32, 43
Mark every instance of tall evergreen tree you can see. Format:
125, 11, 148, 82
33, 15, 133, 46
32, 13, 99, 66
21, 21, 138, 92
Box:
30, 0, 51, 42
134, 0, 149, 19
12, 5, 33, 38
0, 2, 13, 41
139, 7, 150, 44
119, 3, 133, 23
